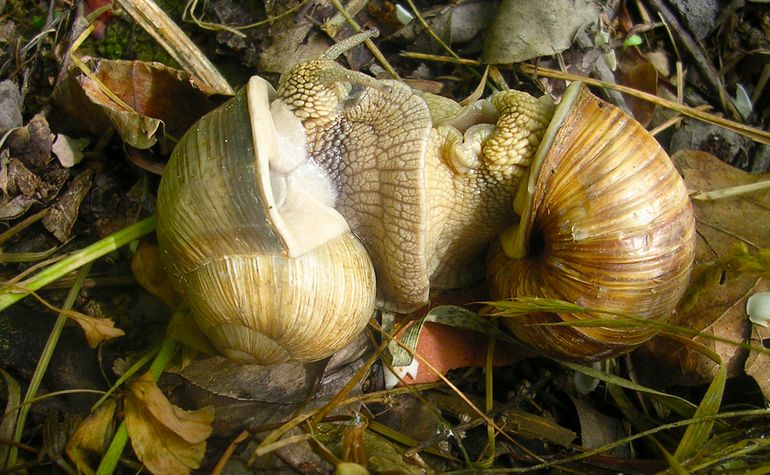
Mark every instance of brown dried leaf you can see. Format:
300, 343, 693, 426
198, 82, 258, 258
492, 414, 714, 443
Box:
131, 241, 182, 310
618, 50, 658, 126
634, 151, 770, 387
65, 399, 117, 475
125, 372, 213, 475
42, 169, 95, 241
8, 113, 52, 168
393, 319, 523, 385
67, 310, 125, 348
0, 194, 37, 219
746, 323, 770, 400
5, 157, 42, 196
52, 59, 223, 150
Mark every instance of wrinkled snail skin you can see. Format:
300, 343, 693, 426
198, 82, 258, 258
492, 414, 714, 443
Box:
278, 58, 556, 312
487, 83, 696, 361
423, 91, 555, 290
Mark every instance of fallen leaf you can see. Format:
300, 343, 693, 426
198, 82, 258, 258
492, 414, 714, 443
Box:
125, 372, 214, 475
570, 396, 629, 457
42, 169, 95, 241
386, 304, 526, 386
745, 324, 770, 400
66, 310, 125, 348
617, 50, 658, 126
0, 194, 37, 220
65, 399, 117, 475
51, 133, 89, 167
0, 79, 22, 135
4, 157, 43, 196
7, 114, 52, 169
53, 59, 223, 150
131, 241, 182, 311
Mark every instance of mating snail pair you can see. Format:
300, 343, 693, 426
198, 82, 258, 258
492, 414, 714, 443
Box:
156, 31, 696, 365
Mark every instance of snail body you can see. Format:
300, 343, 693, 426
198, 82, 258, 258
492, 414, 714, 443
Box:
157, 32, 695, 364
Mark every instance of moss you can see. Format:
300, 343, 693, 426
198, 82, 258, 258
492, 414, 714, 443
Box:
88, 20, 177, 66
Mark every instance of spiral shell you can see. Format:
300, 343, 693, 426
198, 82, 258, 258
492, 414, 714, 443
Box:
487, 82, 696, 361
157, 76, 376, 364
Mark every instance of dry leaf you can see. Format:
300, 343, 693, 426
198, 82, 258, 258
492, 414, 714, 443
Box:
51, 133, 88, 167
42, 168, 95, 241
392, 319, 523, 385
617, 50, 658, 126
67, 311, 125, 348
125, 372, 213, 475
52, 59, 222, 150
65, 399, 117, 475
745, 317, 770, 400
570, 396, 629, 457
634, 151, 770, 387
131, 241, 182, 310
482, 0, 598, 63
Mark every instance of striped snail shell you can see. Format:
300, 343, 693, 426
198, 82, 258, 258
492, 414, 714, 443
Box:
487, 82, 696, 361
157, 76, 376, 364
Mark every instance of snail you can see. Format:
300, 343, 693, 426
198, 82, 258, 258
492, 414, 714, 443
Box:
156, 31, 695, 364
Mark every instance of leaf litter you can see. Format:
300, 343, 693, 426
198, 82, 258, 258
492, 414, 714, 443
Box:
0, 0, 769, 473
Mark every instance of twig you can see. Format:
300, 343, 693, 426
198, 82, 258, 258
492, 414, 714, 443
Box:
647, 0, 739, 119
399, 52, 770, 146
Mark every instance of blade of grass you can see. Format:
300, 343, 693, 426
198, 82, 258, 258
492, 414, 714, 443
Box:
559, 360, 698, 418
7, 263, 91, 468
0, 369, 21, 468
673, 352, 726, 461
0, 216, 156, 312
490, 408, 770, 473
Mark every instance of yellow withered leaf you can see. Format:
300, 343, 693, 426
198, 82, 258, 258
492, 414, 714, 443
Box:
125, 372, 214, 474
65, 399, 117, 475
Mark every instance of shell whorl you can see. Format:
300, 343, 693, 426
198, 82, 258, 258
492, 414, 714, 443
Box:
157, 76, 376, 364
488, 82, 696, 361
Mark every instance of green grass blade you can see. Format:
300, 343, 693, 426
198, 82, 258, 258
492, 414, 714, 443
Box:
673, 362, 727, 461
0, 216, 156, 312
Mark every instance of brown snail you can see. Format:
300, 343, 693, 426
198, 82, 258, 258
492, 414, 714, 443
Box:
157, 31, 695, 364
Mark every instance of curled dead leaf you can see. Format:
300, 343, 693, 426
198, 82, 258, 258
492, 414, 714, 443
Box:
66, 310, 125, 348
131, 241, 182, 310
124, 372, 213, 475
65, 399, 117, 475
52, 59, 223, 151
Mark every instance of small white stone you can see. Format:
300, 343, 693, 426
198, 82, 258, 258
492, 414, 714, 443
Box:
395, 4, 414, 25
747, 292, 770, 327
